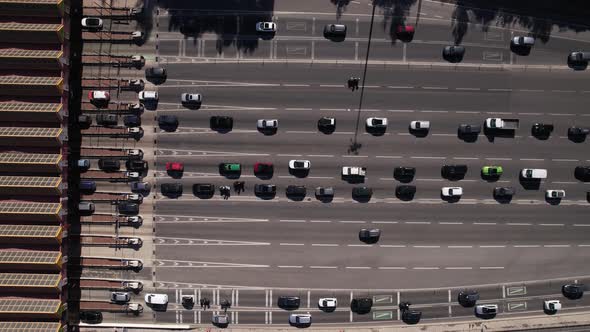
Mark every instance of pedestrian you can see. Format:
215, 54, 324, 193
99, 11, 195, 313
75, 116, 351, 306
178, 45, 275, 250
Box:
353, 77, 360, 90
200, 298, 205, 309
205, 298, 211, 309
347, 77, 353, 90
224, 186, 230, 200
238, 181, 245, 194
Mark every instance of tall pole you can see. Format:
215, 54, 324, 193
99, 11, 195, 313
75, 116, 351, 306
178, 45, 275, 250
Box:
351, 1, 377, 153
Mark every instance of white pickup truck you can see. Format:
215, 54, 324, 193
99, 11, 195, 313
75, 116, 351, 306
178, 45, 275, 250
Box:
485, 118, 520, 130
342, 166, 366, 177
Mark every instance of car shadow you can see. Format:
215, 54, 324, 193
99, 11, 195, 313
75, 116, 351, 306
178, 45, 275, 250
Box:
286, 193, 306, 202
181, 102, 201, 110
409, 128, 428, 138
441, 194, 461, 203
519, 178, 541, 190
219, 171, 241, 179
319, 126, 336, 135
493, 195, 513, 204
255, 173, 273, 180
315, 195, 334, 203
257, 128, 277, 136
475, 312, 496, 320
568, 133, 587, 143
394, 175, 413, 183
365, 126, 386, 136
396, 192, 415, 201
255, 192, 276, 200
167, 170, 183, 179
510, 44, 532, 56
318, 305, 336, 313
352, 194, 371, 203
545, 197, 562, 205
143, 100, 158, 111
481, 174, 500, 182
145, 303, 168, 312
458, 132, 479, 143
288, 169, 309, 178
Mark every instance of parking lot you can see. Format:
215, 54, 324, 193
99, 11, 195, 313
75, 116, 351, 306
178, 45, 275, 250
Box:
76, 0, 590, 329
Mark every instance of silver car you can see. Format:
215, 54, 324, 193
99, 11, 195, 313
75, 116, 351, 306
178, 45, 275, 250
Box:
315, 187, 334, 198
111, 292, 130, 303
511, 36, 535, 47
257, 119, 278, 130
181, 93, 202, 105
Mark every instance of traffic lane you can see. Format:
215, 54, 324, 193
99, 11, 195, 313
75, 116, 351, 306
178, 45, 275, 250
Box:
156, 130, 590, 162
163, 63, 589, 92
156, 219, 590, 247
233, 289, 267, 308
155, 199, 590, 224
156, 85, 590, 115
154, 247, 590, 289
407, 42, 511, 64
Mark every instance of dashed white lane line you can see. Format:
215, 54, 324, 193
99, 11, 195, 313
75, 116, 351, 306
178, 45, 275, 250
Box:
339, 220, 366, 224
514, 245, 540, 248
448, 245, 473, 248
306, 154, 334, 157
544, 244, 571, 248
342, 155, 369, 158
519, 89, 544, 93
278, 265, 303, 268
378, 267, 406, 270
414, 245, 441, 248
488, 88, 512, 92
422, 86, 448, 90
485, 157, 512, 161
456, 111, 480, 114
552, 158, 579, 162
372, 221, 398, 224
347, 244, 373, 247
376, 155, 403, 159
280, 243, 304, 246
410, 156, 446, 159
286, 130, 316, 134
309, 220, 331, 223
276, 154, 302, 157
474, 222, 497, 225
439, 222, 464, 225
574, 224, 590, 227
405, 221, 432, 225
388, 86, 414, 89
520, 158, 545, 161
455, 87, 481, 91
420, 110, 448, 113
285, 107, 312, 111
507, 223, 532, 226
346, 266, 372, 269
445, 267, 473, 270
413, 267, 440, 270
539, 223, 565, 227
310, 266, 338, 269
319, 84, 343, 88
311, 243, 339, 247
283, 84, 310, 87
480, 266, 505, 270
453, 157, 479, 160
279, 219, 305, 223
380, 245, 407, 248
479, 245, 506, 248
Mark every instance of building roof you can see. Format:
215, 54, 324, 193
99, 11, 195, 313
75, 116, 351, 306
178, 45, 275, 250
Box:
0, 176, 61, 188
0, 75, 62, 86
0, 321, 63, 332
0, 225, 61, 239
0, 48, 62, 59
0, 102, 62, 113
0, 201, 61, 216
0, 272, 61, 288
0, 152, 61, 165
0, 250, 61, 265
0, 298, 62, 314
0, 127, 62, 138
0, 22, 62, 32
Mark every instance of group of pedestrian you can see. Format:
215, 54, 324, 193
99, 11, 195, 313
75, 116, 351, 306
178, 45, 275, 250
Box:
200, 297, 211, 310
347, 76, 361, 91
219, 181, 245, 199
219, 186, 231, 200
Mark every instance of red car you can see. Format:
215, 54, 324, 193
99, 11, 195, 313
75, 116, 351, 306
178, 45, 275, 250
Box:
254, 162, 273, 175
166, 162, 184, 172
395, 24, 415, 42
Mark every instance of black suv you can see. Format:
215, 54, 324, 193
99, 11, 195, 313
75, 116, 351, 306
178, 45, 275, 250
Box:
396, 185, 416, 200
161, 183, 183, 198
277, 296, 300, 310
124, 115, 141, 127
317, 117, 336, 133
394, 166, 415, 182
80, 311, 103, 324
323, 24, 347, 41
402, 309, 422, 324
575, 166, 590, 181
286, 185, 306, 197
98, 158, 121, 172
562, 284, 585, 300
442, 45, 465, 63
126, 159, 148, 172
96, 114, 118, 126
210, 116, 233, 131
457, 290, 479, 307
145, 67, 167, 84
193, 183, 215, 198
255, 184, 276, 198
118, 202, 139, 215
352, 186, 372, 201
493, 187, 515, 199
350, 297, 373, 314
158, 115, 179, 131
531, 123, 554, 139
441, 164, 468, 179
359, 228, 380, 243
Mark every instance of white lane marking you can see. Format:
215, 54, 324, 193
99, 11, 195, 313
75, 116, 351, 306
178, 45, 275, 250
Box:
518, 89, 544, 92
310, 266, 337, 269
319, 108, 347, 111
333, 131, 355, 134
387, 109, 415, 113
552, 90, 576, 93
453, 157, 479, 160
514, 245, 540, 248
439, 222, 464, 225
319, 84, 343, 88
432, 133, 455, 136
285, 107, 312, 111
276, 154, 302, 157
388, 86, 414, 89
307, 176, 335, 179
342, 155, 368, 158
520, 158, 544, 161
346, 266, 372, 269
286, 130, 316, 134
378, 267, 406, 270
551, 181, 576, 184
278, 265, 303, 268
480, 266, 505, 270
283, 84, 310, 87
405, 221, 431, 224
306, 154, 334, 157
280, 243, 304, 246
448, 245, 473, 248
413, 267, 439, 270
279, 219, 305, 223
574, 224, 590, 227
376, 155, 402, 159
411, 156, 446, 159
456, 111, 480, 114
456, 87, 481, 91
420, 110, 448, 113
539, 224, 564, 226
348, 244, 373, 247
479, 245, 506, 248
507, 223, 532, 226
578, 244, 590, 247
309, 220, 331, 223
379, 177, 395, 181
422, 86, 448, 90
552, 159, 579, 162
380, 245, 407, 248
372, 221, 398, 224
311, 243, 339, 247
445, 267, 473, 270
413, 245, 441, 248
416, 178, 443, 182
474, 222, 497, 225
543, 244, 570, 248
485, 157, 512, 160
339, 220, 366, 224
517, 112, 542, 115
488, 88, 512, 92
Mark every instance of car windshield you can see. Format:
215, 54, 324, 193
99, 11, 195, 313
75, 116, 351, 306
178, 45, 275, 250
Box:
295, 162, 304, 167
374, 119, 383, 125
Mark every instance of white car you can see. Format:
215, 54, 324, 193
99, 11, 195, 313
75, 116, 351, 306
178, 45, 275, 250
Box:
126, 216, 143, 225
145, 293, 169, 305
289, 160, 311, 170
366, 117, 388, 128
410, 121, 430, 130
111, 292, 130, 303
289, 313, 311, 327
318, 298, 337, 309
256, 22, 277, 32
257, 119, 278, 130
81, 17, 103, 30
127, 194, 143, 203
181, 93, 202, 105
132, 31, 145, 39
546, 189, 565, 199
88, 90, 110, 103
475, 304, 498, 315
511, 36, 535, 47
543, 300, 562, 312
139, 90, 158, 102
126, 172, 141, 180
441, 187, 463, 197
212, 314, 229, 325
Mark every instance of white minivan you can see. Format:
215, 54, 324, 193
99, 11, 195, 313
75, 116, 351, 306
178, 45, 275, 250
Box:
145, 293, 168, 305
521, 168, 547, 179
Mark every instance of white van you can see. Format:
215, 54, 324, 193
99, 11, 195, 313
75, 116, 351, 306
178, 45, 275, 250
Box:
521, 168, 547, 179
145, 293, 168, 305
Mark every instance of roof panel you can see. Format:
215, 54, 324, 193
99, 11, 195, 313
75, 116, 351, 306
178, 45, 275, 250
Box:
0, 102, 62, 112
0, 321, 62, 332
0, 176, 60, 187
0, 75, 61, 85
0, 22, 62, 31
0, 202, 61, 214
0, 153, 61, 164
0, 250, 60, 264
0, 0, 58, 3
0, 127, 61, 137
0, 298, 61, 313
0, 48, 61, 58
0, 225, 60, 238
0, 273, 60, 287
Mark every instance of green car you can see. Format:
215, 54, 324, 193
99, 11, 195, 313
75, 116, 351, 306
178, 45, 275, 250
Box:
482, 166, 503, 176
219, 163, 241, 173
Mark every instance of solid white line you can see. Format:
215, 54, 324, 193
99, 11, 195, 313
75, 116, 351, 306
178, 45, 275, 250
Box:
311, 243, 339, 247
378, 267, 406, 270
280, 243, 305, 246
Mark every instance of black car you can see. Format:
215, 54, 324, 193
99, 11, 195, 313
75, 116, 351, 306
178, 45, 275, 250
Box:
118, 201, 139, 215
441, 165, 468, 179
493, 187, 515, 199
318, 117, 336, 133
255, 184, 276, 197
396, 185, 416, 200
323, 24, 347, 41
359, 228, 380, 243
458, 124, 481, 135
161, 183, 183, 198
394, 166, 415, 181
98, 158, 121, 172
210, 116, 233, 131
277, 296, 300, 310
532, 123, 554, 138
145, 67, 167, 84
401, 310, 422, 324
126, 159, 148, 172
124, 115, 141, 127
442, 45, 465, 63
568, 126, 590, 138
575, 166, 590, 181
158, 115, 179, 131
458, 290, 480, 307
79, 311, 103, 324
562, 284, 585, 300
350, 297, 373, 314
286, 185, 306, 197
568, 51, 590, 70
352, 186, 372, 199
78, 115, 92, 128
96, 114, 118, 126
193, 183, 215, 197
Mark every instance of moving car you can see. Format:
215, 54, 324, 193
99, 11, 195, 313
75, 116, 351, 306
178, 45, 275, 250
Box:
532, 123, 554, 138
81, 17, 103, 30
145, 67, 167, 83
193, 183, 215, 197
545, 189, 565, 199
219, 163, 241, 174
366, 117, 388, 129
441, 187, 463, 197
342, 166, 366, 178
396, 185, 416, 200
575, 166, 590, 181
181, 93, 202, 106
130, 181, 151, 192
212, 314, 229, 327
443, 45, 465, 63
475, 304, 498, 317
254, 162, 273, 176
288, 160, 311, 171
395, 24, 415, 42
79, 311, 102, 324
256, 22, 277, 32
278, 296, 300, 310
315, 186, 334, 199
568, 126, 590, 139
254, 184, 276, 196
286, 185, 306, 197
166, 162, 184, 173
481, 166, 503, 177
521, 168, 547, 179
351, 297, 373, 313
352, 186, 372, 200
562, 284, 584, 299
318, 298, 337, 309
544, 300, 562, 313
458, 124, 481, 135
511, 36, 535, 48
145, 293, 169, 305
402, 309, 422, 324
111, 292, 131, 303
210, 116, 233, 131
410, 121, 430, 131
441, 164, 468, 179
138, 90, 158, 102
568, 51, 590, 70
318, 117, 336, 132
88, 90, 110, 105
323, 24, 347, 41
289, 313, 311, 328
123, 115, 141, 127
359, 228, 380, 243
257, 119, 278, 132
161, 183, 183, 198
158, 115, 178, 130
458, 290, 479, 307
493, 187, 515, 199
394, 166, 416, 180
